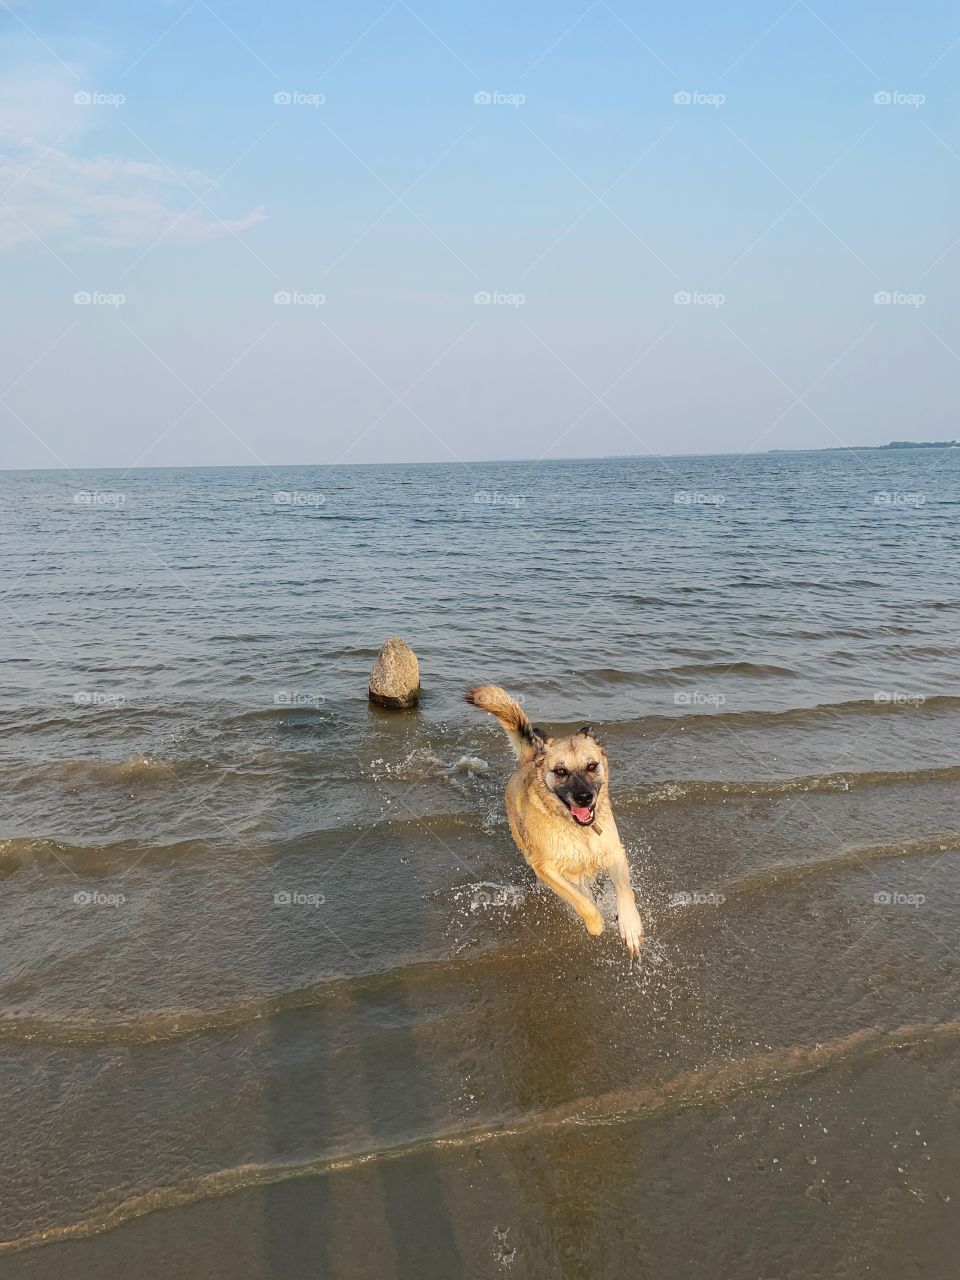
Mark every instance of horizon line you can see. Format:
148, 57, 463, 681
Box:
2, 441, 956, 474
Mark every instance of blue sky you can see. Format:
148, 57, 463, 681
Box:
1, 0, 958, 468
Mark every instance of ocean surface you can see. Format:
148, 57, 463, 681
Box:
2, 449, 960, 1278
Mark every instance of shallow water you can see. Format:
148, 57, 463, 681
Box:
2, 449, 960, 1277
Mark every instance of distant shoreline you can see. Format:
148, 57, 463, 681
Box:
768, 441, 957, 453
3, 442, 957, 474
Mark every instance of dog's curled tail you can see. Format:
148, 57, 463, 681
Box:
465, 684, 541, 763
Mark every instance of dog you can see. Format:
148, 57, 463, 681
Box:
465, 684, 643, 955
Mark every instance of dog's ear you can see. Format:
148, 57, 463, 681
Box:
531, 725, 550, 765
579, 725, 596, 738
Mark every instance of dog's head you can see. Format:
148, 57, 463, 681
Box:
531, 725, 607, 828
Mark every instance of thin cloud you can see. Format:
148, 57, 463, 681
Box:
0, 64, 265, 252
0, 134, 266, 250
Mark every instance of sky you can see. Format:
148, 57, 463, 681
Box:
1, 0, 958, 469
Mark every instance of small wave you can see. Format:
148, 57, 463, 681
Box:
664, 660, 797, 679
223, 706, 330, 726
723, 832, 960, 902
633, 693, 960, 732
7, 830, 957, 1047
578, 667, 654, 687
0, 708, 181, 736
5, 1014, 960, 1254
620, 763, 960, 806
9, 755, 180, 788
654, 829, 960, 916
0, 835, 210, 877
0, 944, 500, 1045
574, 658, 797, 688
0, 751, 348, 794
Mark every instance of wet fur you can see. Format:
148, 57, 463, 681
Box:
465, 684, 644, 954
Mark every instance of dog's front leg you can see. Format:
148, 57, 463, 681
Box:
537, 865, 604, 936
608, 846, 644, 955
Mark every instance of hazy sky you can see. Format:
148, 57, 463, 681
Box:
1, 0, 958, 469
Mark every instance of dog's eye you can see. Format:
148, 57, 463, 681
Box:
553, 765, 568, 778
585, 761, 599, 773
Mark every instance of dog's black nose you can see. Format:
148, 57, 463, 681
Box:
572, 789, 592, 806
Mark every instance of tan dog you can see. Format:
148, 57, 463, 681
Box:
465, 684, 644, 955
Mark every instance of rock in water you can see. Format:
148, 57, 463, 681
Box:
368, 637, 420, 709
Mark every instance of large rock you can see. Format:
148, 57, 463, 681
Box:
368, 637, 420, 709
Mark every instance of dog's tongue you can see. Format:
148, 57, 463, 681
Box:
570, 805, 592, 823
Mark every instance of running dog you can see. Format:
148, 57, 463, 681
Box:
465, 684, 643, 955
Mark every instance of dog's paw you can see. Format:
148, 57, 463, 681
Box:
618, 906, 644, 956
584, 911, 604, 937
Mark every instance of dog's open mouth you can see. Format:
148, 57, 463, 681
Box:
567, 803, 595, 826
